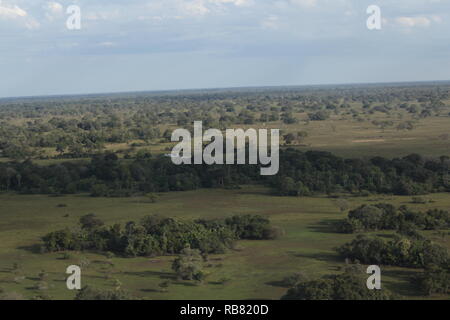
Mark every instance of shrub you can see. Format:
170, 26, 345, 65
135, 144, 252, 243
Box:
414, 265, 450, 295
282, 265, 395, 300
74, 286, 133, 300
172, 247, 204, 281
337, 235, 449, 268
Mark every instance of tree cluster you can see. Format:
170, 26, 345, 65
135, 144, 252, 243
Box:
335, 203, 450, 233
42, 214, 278, 257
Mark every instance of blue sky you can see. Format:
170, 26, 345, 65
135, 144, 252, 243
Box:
1, 0, 449, 98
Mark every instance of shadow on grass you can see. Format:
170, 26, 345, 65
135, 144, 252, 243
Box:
171, 281, 198, 287
375, 233, 396, 239
291, 251, 342, 263
208, 281, 230, 285
123, 270, 175, 280
265, 280, 290, 288
307, 219, 341, 234
25, 287, 39, 291
382, 269, 422, 297
236, 188, 270, 196
17, 244, 42, 254
140, 288, 161, 293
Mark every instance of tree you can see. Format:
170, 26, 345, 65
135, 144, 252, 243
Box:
80, 213, 104, 231
308, 111, 329, 121
172, 247, 205, 281
335, 199, 350, 213
282, 264, 395, 300
74, 286, 133, 300
283, 133, 296, 145
145, 193, 158, 203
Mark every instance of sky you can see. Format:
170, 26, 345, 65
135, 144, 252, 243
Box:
0, 0, 449, 98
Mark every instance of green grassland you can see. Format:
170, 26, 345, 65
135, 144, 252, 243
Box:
0, 187, 449, 300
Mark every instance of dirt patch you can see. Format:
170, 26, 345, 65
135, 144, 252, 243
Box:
352, 139, 386, 143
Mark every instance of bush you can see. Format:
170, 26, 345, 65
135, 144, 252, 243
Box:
225, 215, 274, 240
172, 247, 204, 281
74, 286, 133, 300
280, 272, 310, 288
90, 184, 109, 197
337, 235, 449, 268
335, 203, 450, 233
414, 265, 450, 295
41, 214, 280, 257
282, 265, 395, 300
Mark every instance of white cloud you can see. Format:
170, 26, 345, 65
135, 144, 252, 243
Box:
181, 0, 210, 16
261, 15, 280, 30
430, 15, 443, 23
24, 19, 40, 30
43, 1, 63, 21
148, 0, 254, 19
98, 41, 117, 47
0, 1, 40, 29
0, 3, 27, 19
45, 1, 63, 14
290, 0, 317, 8
85, 9, 120, 21
211, 0, 254, 7
395, 16, 432, 28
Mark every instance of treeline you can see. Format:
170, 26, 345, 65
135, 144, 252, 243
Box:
336, 234, 449, 268
281, 264, 395, 300
335, 203, 450, 233
1, 150, 449, 197
42, 214, 280, 256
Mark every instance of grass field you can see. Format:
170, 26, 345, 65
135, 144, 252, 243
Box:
0, 187, 449, 300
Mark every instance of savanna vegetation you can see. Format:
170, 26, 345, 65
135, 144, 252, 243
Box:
1, 83, 449, 300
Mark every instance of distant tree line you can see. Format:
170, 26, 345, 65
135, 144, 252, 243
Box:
1, 150, 449, 197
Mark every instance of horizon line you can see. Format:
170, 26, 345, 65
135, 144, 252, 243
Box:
2, 79, 450, 101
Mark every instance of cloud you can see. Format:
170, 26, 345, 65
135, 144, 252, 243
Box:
395, 16, 432, 28
85, 9, 120, 21
261, 15, 280, 30
290, 0, 317, 8
24, 19, 40, 30
1, 0, 450, 98
45, 1, 63, 14
211, 0, 254, 7
181, 0, 210, 16
98, 41, 117, 47
0, 1, 40, 29
0, 3, 27, 19
43, 1, 63, 21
